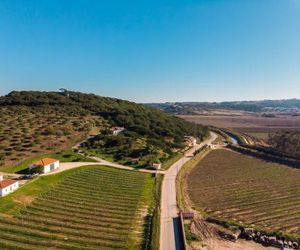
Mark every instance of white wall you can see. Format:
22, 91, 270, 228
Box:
0, 181, 19, 197
43, 161, 60, 173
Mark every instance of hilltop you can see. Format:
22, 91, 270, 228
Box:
0, 91, 208, 169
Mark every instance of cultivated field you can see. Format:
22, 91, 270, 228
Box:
0, 166, 154, 249
181, 113, 300, 140
0, 107, 102, 169
187, 149, 300, 237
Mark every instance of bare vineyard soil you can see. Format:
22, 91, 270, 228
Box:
187, 149, 300, 237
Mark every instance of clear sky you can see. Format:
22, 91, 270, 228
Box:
0, 0, 299, 102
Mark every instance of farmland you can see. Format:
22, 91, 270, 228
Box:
181, 112, 300, 142
0, 166, 155, 249
187, 149, 300, 238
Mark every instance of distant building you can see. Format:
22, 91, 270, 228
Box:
151, 162, 162, 170
111, 127, 126, 135
183, 136, 197, 147
0, 175, 19, 197
30, 158, 60, 174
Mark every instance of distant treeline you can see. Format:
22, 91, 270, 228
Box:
146, 99, 300, 114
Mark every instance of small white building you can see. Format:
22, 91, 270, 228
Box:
0, 175, 19, 197
30, 158, 60, 174
111, 127, 126, 135
151, 162, 162, 170
183, 136, 197, 147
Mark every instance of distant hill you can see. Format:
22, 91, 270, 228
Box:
0, 91, 208, 168
146, 99, 300, 114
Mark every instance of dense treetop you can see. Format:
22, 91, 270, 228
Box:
268, 130, 300, 157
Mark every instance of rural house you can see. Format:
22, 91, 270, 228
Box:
0, 175, 19, 197
30, 158, 60, 174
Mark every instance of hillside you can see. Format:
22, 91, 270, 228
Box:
0, 91, 208, 170
147, 99, 300, 114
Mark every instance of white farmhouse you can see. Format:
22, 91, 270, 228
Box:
30, 158, 60, 174
0, 175, 19, 197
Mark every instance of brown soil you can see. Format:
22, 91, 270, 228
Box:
180, 114, 300, 130
191, 238, 279, 250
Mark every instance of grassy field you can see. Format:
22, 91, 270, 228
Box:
246, 132, 269, 140
187, 149, 300, 238
0, 149, 96, 174
0, 107, 103, 169
0, 166, 155, 249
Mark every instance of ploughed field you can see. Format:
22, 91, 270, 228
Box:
0, 166, 153, 249
187, 149, 300, 236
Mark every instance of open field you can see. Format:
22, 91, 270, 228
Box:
0, 107, 102, 169
187, 149, 300, 238
0, 166, 155, 249
180, 113, 300, 140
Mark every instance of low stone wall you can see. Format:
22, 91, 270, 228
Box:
241, 228, 299, 249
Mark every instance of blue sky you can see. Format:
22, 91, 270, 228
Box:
0, 0, 299, 102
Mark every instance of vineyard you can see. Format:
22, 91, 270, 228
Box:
187, 149, 300, 238
0, 166, 154, 249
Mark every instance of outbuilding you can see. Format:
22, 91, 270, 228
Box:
30, 158, 60, 174
151, 162, 162, 170
0, 175, 19, 197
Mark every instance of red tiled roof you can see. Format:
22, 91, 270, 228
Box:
32, 158, 58, 167
0, 179, 17, 189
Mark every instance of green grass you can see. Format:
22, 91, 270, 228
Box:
149, 174, 163, 250
187, 149, 300, 238
0, 166, 155, 249
161, 153, 182, 170
247, 132, 269, 139
0, 149, 96, 173
0, 166, 87, 215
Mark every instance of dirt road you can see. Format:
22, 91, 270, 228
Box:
160, 132, 217, 250
42, 158, 165, 176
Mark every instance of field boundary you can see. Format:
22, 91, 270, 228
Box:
228, 144, 300, 168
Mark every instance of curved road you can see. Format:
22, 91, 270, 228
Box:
160, 132, 217, 250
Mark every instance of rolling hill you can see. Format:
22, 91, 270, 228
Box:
0, 91, 208, 170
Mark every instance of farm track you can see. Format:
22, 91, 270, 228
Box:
0, 166, 153, 249
187, 149, 300, 236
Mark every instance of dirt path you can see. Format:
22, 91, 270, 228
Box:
41, 161, 165, 176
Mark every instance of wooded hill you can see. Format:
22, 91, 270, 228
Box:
0, 91, 208, 168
